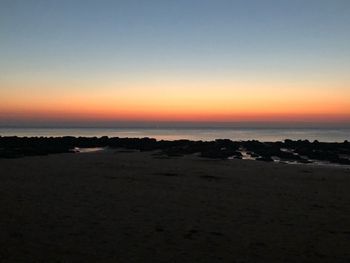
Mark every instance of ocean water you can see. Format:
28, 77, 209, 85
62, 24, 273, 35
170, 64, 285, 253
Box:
0, 127, 349, 142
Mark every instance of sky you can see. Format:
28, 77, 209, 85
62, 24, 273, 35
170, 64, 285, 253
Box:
0, 0, 349, 127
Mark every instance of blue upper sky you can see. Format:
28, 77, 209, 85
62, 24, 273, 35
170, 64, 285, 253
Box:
1, 0, 349, 79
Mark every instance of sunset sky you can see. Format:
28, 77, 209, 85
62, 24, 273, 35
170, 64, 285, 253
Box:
1, 0, 349, 126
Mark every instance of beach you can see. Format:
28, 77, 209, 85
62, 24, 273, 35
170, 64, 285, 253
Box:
1, 150, 350, 262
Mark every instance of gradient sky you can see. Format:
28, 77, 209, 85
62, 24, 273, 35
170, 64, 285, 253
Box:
1, 0, 349, 126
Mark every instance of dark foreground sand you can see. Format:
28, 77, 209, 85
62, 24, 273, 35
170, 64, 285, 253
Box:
1, 150, 350, 263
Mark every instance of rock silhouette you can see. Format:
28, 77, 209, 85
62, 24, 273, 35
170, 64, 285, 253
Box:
0, 136, 349, 165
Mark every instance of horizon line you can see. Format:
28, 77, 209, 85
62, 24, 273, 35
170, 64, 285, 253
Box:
1, 120, 350, 129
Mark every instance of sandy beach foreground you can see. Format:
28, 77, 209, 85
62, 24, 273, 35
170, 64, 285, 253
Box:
1, 150, 350, 262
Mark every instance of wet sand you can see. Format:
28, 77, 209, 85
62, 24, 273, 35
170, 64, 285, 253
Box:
1, 150, 350, 262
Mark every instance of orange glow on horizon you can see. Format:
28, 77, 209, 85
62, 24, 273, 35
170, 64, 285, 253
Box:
1, 79, 349, 123
1, 104, 349, 123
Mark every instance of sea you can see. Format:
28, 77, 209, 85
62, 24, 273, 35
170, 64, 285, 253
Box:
0, 127, 349, 142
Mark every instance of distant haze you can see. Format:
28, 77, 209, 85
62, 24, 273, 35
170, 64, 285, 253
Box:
1, 120, 350, 129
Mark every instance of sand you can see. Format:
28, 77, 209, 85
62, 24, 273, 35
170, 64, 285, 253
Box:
1, 150, 350, 262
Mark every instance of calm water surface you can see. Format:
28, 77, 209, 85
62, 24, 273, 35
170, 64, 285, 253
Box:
0, 127, 349, 142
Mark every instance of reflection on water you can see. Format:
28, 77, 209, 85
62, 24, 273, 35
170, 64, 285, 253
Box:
0, 127, 349, 142
73, 147, 105, 153
278, 159, 350, 169
233, 147, 350, 168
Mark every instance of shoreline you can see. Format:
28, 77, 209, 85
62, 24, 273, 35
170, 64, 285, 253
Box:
1, 136, 350, 166
78, 147, 350, 169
